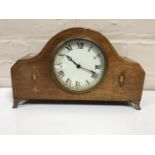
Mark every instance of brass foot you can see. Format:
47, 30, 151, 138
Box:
13, 99, 28, 108
134, 102, 141, 110
13, 99, 21, 108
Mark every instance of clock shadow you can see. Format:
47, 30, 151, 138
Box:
20, 100, 132, 108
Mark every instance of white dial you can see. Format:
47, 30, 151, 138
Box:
52, 38, 106, 92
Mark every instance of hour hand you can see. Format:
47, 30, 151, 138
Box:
66, 55, 73, 61
59, 54, 73, 62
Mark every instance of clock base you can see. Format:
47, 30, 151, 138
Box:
12, 99, 141, 110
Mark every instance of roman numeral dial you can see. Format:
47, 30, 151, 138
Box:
65, 44, 72, 51
57, 70, 64, 78
65, 78, 71, 86
75, 81, 81, 88
95, 65, 102, 69
77, 42, 84, 49
53, 38, 106, 92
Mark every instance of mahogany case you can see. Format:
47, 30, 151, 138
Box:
11, 28, 145, 109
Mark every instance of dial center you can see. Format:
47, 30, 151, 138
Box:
77, 64, 81, 69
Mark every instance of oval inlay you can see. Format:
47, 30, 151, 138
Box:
32, 72, 37, 82
118, 71, 125, 87
31, 66, 40, 94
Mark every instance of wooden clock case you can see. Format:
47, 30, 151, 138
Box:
11, 27, 145, 109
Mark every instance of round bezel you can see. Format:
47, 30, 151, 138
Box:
50, 37, 108, 94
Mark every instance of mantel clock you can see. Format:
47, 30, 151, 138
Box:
11, 28, 145, 110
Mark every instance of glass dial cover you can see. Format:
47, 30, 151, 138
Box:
52, 38, 107, 93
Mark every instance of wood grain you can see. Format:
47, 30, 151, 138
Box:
11, 27, 145, 109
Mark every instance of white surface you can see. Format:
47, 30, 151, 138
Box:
0, 88, 155, 135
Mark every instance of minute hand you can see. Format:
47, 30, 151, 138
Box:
80, 66, 96, 74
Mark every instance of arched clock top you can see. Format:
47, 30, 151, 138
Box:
14, 28, 123, 63
11, 27, 145, 110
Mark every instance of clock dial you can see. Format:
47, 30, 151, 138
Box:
52, 38, 107, 92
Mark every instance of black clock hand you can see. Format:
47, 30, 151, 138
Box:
64, 55, 97, 74
80, 66, 96, 75
65, 55, 81, 68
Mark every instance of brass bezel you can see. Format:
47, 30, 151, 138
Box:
50, 37, 108, 94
